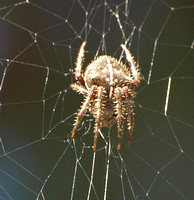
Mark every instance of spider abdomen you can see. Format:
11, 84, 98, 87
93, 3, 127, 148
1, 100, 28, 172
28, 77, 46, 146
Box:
84, 55, 131, 90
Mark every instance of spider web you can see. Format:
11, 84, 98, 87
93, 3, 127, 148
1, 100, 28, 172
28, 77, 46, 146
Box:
0, 0, 193, 199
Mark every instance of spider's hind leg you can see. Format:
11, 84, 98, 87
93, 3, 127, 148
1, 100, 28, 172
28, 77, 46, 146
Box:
121, 44, 141, 87
75, 41, 87, 87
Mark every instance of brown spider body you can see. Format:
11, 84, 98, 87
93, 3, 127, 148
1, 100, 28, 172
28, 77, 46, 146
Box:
71, 42, 141, 151
85, 56, 132, 89
85, 56, 135, 127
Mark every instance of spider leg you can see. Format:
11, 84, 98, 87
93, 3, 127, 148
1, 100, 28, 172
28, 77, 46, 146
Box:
127, 109, 134, 146
71, 83, 88, 96
72, 85, 95, 138
121, 44, 141, 87
123, 87, 135, 146
75, 41, 87, 87
93, 86, 105, 151
114, 87, 124, 150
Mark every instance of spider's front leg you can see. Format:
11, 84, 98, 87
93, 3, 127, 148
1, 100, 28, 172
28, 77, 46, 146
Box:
114, 87, 124, 150
71, 83, 88, 96
121, 44, 141, 87
72, 85, 95, 138
74, 41, 87, 88
93, 86, 106, 151
123, 87, 135, 146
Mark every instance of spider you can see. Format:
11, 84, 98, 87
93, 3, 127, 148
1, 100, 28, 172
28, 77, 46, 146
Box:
71, 41, 141, 151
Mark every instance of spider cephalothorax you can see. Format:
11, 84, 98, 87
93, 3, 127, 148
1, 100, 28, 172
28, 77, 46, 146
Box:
71, 41, 141, 151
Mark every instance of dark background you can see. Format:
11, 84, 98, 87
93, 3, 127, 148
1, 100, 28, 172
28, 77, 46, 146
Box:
0, 0, 193, 199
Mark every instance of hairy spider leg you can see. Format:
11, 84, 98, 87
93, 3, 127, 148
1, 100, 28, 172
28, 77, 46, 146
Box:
123, 87, 135, 146
114, 87, 124, 150
93, 86, 105, 151
75, 41, 87, 87
71, 83, 88, 96
121, 44, 141, 87
72, 86, 95, 138
127, 110, 134, 146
